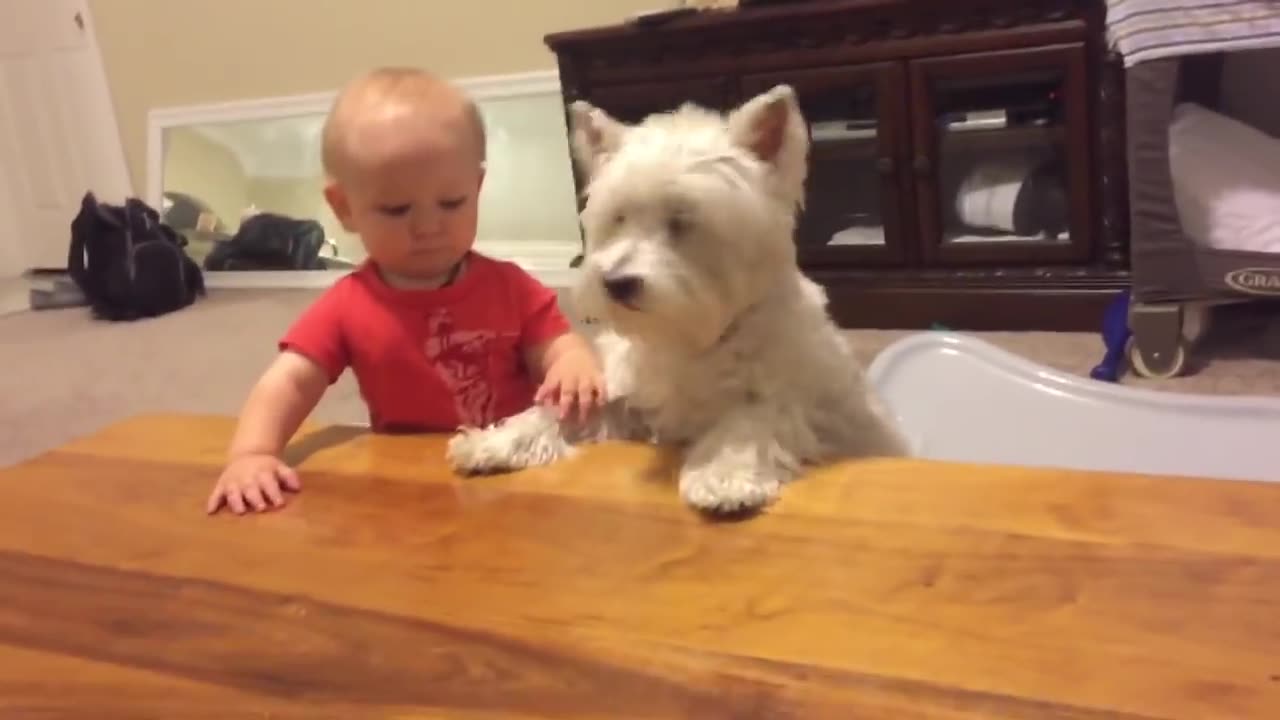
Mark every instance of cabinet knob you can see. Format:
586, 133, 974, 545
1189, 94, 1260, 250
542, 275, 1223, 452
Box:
913, 155, 932, 175
876, 157, 895, 174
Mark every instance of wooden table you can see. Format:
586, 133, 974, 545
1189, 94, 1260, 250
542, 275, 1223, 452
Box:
2, 413, 1279, 718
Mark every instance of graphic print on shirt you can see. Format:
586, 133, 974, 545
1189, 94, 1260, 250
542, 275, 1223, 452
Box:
422, 308, 507, 427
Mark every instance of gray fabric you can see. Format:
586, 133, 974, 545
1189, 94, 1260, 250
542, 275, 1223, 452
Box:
1126, 55, 1280, 304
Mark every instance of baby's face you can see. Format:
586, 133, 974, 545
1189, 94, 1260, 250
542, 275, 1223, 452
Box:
326, 116, 483, 280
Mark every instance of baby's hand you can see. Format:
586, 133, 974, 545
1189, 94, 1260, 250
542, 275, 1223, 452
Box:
535, 351, 607, 423
207, 453, 301, 515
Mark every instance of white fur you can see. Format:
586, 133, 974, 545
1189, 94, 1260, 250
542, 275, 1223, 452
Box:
447, 85, 907, 514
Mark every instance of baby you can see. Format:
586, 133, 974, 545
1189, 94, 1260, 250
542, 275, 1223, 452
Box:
207, 67, 604, 515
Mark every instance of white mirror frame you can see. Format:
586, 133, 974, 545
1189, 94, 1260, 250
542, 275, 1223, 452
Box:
147, 70, 579, 290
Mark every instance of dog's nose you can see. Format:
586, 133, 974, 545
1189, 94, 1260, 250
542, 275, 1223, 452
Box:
603, 274, 643, 304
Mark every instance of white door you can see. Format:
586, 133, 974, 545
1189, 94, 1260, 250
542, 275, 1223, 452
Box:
0, 0, 132, 275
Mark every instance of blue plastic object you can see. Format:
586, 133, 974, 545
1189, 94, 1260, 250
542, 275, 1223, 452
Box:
1090, 290, 1131, 382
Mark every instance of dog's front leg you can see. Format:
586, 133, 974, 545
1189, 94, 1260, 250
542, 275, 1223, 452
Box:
446, 405, 572, 475
677, 412, 798, 514
446, 400, 639, 476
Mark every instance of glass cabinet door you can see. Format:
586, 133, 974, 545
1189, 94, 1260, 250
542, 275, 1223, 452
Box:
909, 44, 1092, 265
742, 63, 911, 267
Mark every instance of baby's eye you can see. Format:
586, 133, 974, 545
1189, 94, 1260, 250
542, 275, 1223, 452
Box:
439, 196, 467, 211
378, 204, 411, 218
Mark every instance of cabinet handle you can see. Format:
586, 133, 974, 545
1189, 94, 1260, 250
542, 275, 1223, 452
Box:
876, 157, 894, 175
913, 155, 932, 175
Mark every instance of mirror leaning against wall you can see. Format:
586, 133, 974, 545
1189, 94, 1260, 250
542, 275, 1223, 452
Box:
150, 79, 582, 281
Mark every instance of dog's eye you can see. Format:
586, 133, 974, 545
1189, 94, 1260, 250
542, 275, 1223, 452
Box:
667, 215, 690, 238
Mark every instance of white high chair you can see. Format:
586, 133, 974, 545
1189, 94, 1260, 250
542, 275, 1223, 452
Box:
867, 332, 1280, 483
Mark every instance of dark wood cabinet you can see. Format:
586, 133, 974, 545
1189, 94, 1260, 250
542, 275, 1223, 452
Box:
908, 44, 1094, 267
545, 0, 1130, 330
585, 78, 733, 124
743, 61, 913, 268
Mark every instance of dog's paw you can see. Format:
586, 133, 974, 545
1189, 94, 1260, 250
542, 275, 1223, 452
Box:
446, 427, 521, 476
678, 462, 781, 515
446, 413, 575, 476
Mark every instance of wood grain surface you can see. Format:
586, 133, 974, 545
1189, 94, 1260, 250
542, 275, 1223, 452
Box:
1, 413, 1279, 719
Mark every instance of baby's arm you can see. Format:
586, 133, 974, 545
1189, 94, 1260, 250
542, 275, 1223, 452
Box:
207, 351, 329, 515
528, 331, 606, 421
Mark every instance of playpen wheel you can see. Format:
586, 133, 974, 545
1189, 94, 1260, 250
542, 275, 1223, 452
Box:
1125, 337, 1187, 379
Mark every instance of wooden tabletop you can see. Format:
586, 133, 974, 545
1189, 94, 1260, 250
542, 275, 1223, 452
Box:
2, 414, 1279, 718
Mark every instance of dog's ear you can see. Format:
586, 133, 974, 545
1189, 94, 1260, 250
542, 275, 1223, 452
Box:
728, 84, 806, 165
728, 84, 809, 207
569, 101, 626, 178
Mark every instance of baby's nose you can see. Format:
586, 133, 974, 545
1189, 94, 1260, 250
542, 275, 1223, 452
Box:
410, 209, 445, 234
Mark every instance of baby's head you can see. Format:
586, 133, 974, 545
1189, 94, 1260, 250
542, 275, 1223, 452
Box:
321, 67, 486, 282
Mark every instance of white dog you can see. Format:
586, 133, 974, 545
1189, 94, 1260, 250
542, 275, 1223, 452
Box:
447, 84, 907, 514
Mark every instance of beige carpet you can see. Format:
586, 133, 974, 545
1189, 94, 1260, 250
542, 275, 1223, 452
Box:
0, 277, 31, 318
3, 288, 1279, 469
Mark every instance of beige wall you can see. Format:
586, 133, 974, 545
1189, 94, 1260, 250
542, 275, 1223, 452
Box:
89, 0, 657, 193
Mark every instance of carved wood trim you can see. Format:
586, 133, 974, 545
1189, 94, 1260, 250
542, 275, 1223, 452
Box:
1096, 51, 1131, 269
549, 1, 1090, 77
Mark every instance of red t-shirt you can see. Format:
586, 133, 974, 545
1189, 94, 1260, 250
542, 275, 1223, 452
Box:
279, 253, 571, 432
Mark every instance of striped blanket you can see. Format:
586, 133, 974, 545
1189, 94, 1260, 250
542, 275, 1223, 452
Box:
1106, 0, 1280, 66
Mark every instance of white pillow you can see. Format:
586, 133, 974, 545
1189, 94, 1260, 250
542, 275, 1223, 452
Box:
1169, 102, 1280, 253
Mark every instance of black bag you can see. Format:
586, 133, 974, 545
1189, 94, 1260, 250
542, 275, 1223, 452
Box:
203, 212, 327, 271
68, 192, 205, 321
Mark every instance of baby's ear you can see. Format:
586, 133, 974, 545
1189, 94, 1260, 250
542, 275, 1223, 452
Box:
322, 181, 356, 232
569, 101, 626, 179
